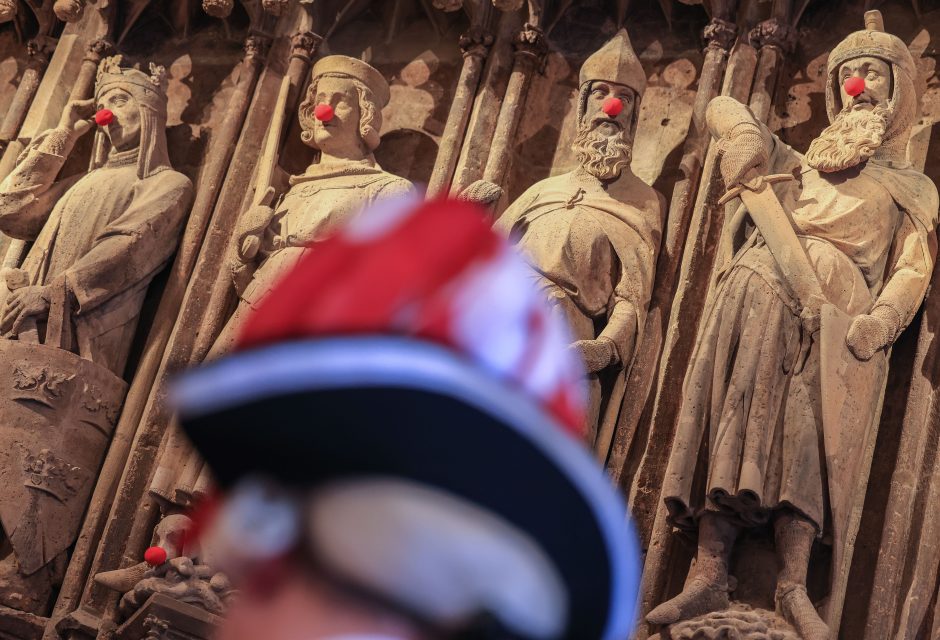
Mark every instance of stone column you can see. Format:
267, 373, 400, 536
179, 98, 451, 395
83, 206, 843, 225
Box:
604, 15, 738, 491
426, 23, 492, 198
480, 20, 546, 188
0, 37, 55, 152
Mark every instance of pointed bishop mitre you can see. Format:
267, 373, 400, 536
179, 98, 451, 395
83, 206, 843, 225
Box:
95, 55, 169, 112
825, 10, 916, 121
579, 29, 646, 99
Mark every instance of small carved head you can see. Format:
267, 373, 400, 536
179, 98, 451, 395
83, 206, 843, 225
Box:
298, 74, 382, 155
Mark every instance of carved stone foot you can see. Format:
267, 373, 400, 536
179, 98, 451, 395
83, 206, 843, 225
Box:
776, 585, 829, 640
0, 554, 56, 615
647, 577, 730, 626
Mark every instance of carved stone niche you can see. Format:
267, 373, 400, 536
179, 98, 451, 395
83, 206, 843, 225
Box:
113, 594, 221, 640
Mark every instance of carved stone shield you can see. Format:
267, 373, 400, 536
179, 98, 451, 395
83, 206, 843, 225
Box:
0, 340, 126, 575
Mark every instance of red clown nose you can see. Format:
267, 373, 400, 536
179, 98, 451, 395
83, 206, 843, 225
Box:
601, 97, 623, 117
844, 77, 865, 98
144, 546, 168, 566
314, 103, 334, 122
94, 109, 114, 127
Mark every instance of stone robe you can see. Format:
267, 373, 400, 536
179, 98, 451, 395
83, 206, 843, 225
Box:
663, 134, 938, 535
0, 129, 193, 375
497, 171, 663, 447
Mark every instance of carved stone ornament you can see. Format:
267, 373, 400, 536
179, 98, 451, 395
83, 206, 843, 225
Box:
703, 17, 737, 50
202, 0, 234, 18
495, 29, 664, 459
748, 17, 798, 53
649, 10, 938, 640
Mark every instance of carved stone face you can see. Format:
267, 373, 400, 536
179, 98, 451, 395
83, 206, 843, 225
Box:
584, 80, 636, 140
311, 76, 365, 158
838, 56, 892, 109
97, 87, 141, 152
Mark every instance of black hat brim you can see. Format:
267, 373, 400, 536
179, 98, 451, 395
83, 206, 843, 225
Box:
174, 336, 640, 640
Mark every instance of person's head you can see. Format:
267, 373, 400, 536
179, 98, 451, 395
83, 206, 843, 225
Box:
807, 10, 917, 172
93, 56, 171, 178
573, 29, 645, 181
175, 198, 641, 640
298, 56, 389, 160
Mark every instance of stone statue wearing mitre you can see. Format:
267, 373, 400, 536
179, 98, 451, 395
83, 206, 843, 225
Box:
496, 29, 664, 458
649, 11, 937, 639
0, 55, 193, 613
146, 56, 413, 522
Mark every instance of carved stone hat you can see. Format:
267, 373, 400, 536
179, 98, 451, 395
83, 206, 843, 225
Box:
825, 10, 917, 122
310, 54, 390, 107
579, 28, 646, 99
174, 197, 641, 640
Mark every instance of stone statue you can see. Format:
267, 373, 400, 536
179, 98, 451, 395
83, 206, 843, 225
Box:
148, 55, 414, 519
95, 514, 234, 621
495, 29, 664, 455
0, 55, 193, 614
219, 54, 415, 353
648, 11, 938, 639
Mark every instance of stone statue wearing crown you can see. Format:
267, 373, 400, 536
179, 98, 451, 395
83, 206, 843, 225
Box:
648, 12, 938, 639
0, 55, 193, 614
496, 30, 664, 459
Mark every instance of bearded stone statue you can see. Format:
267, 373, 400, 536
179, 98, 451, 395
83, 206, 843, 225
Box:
496, 29, 665, 457
649, 12, 938, 639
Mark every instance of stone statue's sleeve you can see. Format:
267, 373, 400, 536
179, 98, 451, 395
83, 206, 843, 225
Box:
872, 213, 936, 336
600, 195, 664, 365
64, 172, 193, 314
0, 128, 81, 240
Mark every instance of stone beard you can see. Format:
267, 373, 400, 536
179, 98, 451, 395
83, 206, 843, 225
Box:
805, 103, 890, 172
572, 114, 633, 181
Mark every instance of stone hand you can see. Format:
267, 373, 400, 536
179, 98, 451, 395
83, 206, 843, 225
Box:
570, 338, 616, 374
1, 284, 51, 334
234, 193, 276, 263
717, 128, 768, 189
59, 98, 95, 137
846, 307, 899, 361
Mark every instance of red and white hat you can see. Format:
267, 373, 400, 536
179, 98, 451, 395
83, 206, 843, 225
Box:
173, 196, 640, 640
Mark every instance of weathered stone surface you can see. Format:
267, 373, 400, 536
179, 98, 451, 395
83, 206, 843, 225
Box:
0, 2, 938, 639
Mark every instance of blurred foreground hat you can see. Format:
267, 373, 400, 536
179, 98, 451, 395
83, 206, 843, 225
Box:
173, 196, 640, 640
